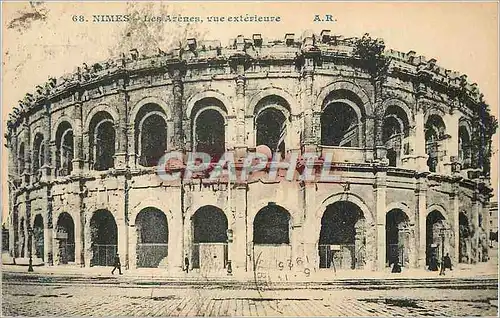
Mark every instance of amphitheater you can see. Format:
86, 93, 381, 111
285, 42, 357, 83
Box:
4, 31, 496, 276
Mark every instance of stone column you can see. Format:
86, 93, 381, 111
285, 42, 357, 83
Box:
375, 170, 387, 271
72, 103, 84, 174
302, 180, 318, 270
301, 68, 315, 152
234, 74, 247, 158
450, 187, 460, 264
128, 224, 137, 270
413, 105, 428, 171
374, 110, 387, 161
114, 91, 128, 169
365, 116, 375, 162
84, 212, 92, 267
169, 67, 185, 152
443, 108, 460, 174
471, 197, 480, 263
416, 180, 427, 268
22, 119, 31, 186
41, 106, 52, 182
232, 185, 247, 273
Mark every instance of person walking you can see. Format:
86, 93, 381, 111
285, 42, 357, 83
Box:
111, 253, 122, 275
184, 255, 190, 273
443, 253, 453, 270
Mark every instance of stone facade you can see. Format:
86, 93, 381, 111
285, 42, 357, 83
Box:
4, 31, 496, 276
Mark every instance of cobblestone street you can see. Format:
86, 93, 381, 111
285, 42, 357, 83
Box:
2, 277, 497, 317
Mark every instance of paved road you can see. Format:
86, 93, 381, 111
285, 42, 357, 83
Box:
2, 277, 497, 316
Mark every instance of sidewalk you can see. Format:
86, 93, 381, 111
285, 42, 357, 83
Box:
2, 261, 497, 283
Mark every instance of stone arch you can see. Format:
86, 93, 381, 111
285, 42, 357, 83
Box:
425, 207, 450, 267
314, 80, 372, 116
32, 214, 44, 260
248, 199, 299, 227
129, 198, 175, 226
192, 104, 227, 161
55, 212, 76, 264
134, 104, 169, 167
385, 208, 411, 267
247, 87, 299, 116
385, 202, 414, 224
83, 104, 120, 133
135, 207, 169, 268
381, 98, 414, 126
51, 116, 76, 141
253, 204, 292, 245
316, 192, 374, 225
89, 209, 118, 266
186, 90, 233, 119
426, 204, 448, 219
88, 111, 116, 171
129, 96, 173, 127
54, 121, 74, 177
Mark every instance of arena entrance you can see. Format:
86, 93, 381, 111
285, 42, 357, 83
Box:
252, 204, 292, 271
55, 212, 75, 264
192, 206, 228, 273
426, 210, 449, 266
318, 201, 366, 270
33, 214, 44, 261
459, 212, 471, 263
386, 209, 410, 267
90, 210, 117, 266
135, 208, 168, 268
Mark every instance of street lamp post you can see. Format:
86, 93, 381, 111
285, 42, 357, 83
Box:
28, 226, 34, 272
439, 227, 446, 276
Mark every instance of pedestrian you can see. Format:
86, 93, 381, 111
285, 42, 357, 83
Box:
111, 253, 122, 275
443, 253, 453, 270
391, 256, 402, 273
184, 255, 189, 273
428, 254, 439, 271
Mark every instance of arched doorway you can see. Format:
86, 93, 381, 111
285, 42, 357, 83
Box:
252, 204, 292, 271
425, 115, 446, 172
89, 112, 115, 171
386, 209, 410, 267
459, 212, 471, 263
426, 210, 448, 266
135, 208, 168, 268
191, 206, 228, 272
33, 214, 44, 261
90, 210, 117, 266
319, 201, 366, 270
321, 103, 360, 147
56, 212, 75, 264
55, 122, 74, 176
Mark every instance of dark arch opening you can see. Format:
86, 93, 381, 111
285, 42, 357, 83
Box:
256, 108, 287, 159
90, 210, 117, 266
33, 214, 44, 261
135, 104, 168, 167
136, 208, 169, 268
426, 210, 446, 266
425, 115, 446, 172
459, 212, 471, 263
32, 133, 45, 181
321, 102, 359, 147
385, 209, 410, 266
55, 122, 74, 176
253, 205, 290, 245
56, 212, 75, 263
19, 217, 25, 258
192, 206, 228, 270
459, 125, 471, 169
194, 109, 225, 162
18, 143, 25, 176
89, 112, 115, 171
319, 201, 366, 269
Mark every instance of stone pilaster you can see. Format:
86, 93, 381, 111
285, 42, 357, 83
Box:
128, 224, 137, 270
302, 179, 318, 270
170, 67, 185, 152
40, 106, 52, 182
471, 197, 480, 263
72, 102, 84, 174
22, 119, 31, 187
416, 179, 428, 268
234, 74, 247, 158
301, 68, 315, 152
450, 185, 460, 264
443, 108, 460, 174
232, 185, 247, 273
375, 169, 387, 271
114, 91, 128, 169
412, 104, 429, 171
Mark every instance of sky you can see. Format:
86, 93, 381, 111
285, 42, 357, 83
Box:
1, 2, 498, 224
